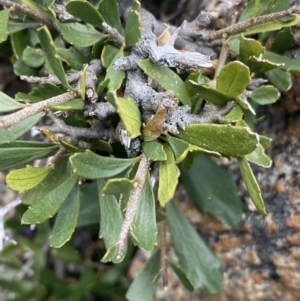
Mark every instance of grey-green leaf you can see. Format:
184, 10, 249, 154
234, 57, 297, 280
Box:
22, 157, 70, 205
55, 21, 105, 48
102, 178, 135, 196
177, 124, 258, 157
216, 61, 251, 97
250, 85, 280, 105
167, 202, 223, 294
237, 157, 267, 215
126, 250, 160, 301
0, 112, 43, 145
181, 155, 243, 226
66, 0, 104, 29
70, 150, 139, 179
125, 0, 141, 47
138, 59, 191, 106
142, 141, 167, 161
0, 9, 10, 43
0, 91, 24, 112
50, 183, 80, 248
131, 177, 158, 252
98, 0, 122, 33
37, 26, 71, 89
0, 141, 58, 171
22, 173, 78, 224
98, 179, 125, 263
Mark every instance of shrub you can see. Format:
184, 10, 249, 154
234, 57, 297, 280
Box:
0, 0, 300, 299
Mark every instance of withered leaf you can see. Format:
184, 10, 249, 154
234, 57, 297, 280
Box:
142, 105, 167, 141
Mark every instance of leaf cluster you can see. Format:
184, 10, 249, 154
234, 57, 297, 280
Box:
0, 0, 299, 299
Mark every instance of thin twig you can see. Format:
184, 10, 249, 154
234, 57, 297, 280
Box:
0, 92, 77, 128
21, 72, 82, 85
205, 8, 300, 41
160, 217, 168, 290
0, 0, 54, 27
0, 198, 22, 251
116, 154, 150, 257
214, 40, 230, 78
47, 147, 66, 166
102, 22, 125, 48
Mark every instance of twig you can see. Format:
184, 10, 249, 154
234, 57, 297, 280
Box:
102, 22, 125, 48
0, 92, 77, 128
47, 147, 66, 166
204, 8, 300, 41
0, 198, 22, 251
160, 217, 168, 290
0, 0, 54, 27
21, 72, 82, 85
116, 154, 150, 257
214, 40, 230, 78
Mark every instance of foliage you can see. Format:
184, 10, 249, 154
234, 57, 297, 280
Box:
0, 0, 299, 299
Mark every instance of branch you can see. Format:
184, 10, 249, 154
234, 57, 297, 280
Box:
116, 154, 150, 257
0, 198, 22, 252
20, 72, 82, 85
0, 92, 77, 128
204, 8, 300, 41
102, 22, 125, 48
0, 0, 54, 27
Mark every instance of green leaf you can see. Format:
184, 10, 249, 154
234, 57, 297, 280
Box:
70, 150, 139, 179
224, 103, 243, 122
169, 261, 194, 292
181, 155, 243, 226
131, 177, 157, 252
126, 250, 160, 301
250, 85, 280, 105
271, 27, 294, 54
167, 134, 220, 164
125, 0, 141, 47
0, 112, 43, 145
102, 46, 125, 91
77, 181, 99, 227
216, 61, 251, 97
98, 0, 122, 33
188, 80, 232, 107
8, 21, 39, 35
13, 58, 38, 77
264, 68, 292, 91
98, 179, 125, 263
6, 166, 52, 193
22, 157, 70, 205
177, 124, 258, 157
142, 141, 167, 161
0, 9, 10, 43
239, 35, 265, 62
245, 144, 272, 167
50, 183, 80, 247
167, 202, 223, 294
116, 97, 141, 139
37, 26, 71, 89
244, 13, 300, 36
138, 59, 191, 106
243, 56, 281, 74
55, 21, 105, 48
265, 51, 300, 71
22, 173, 78, 224
22, 46, 45, 68
0, 141, 58, 171
47, 98, 84, 111
0, 91, 24, 113
102, 178, 135, 196
239, 0, 273, 20
79, 64, 88, 100
66, 0, 104, 29
57, 47, 90, 71
158, 145, 178, 206
237, 157, 267, 215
